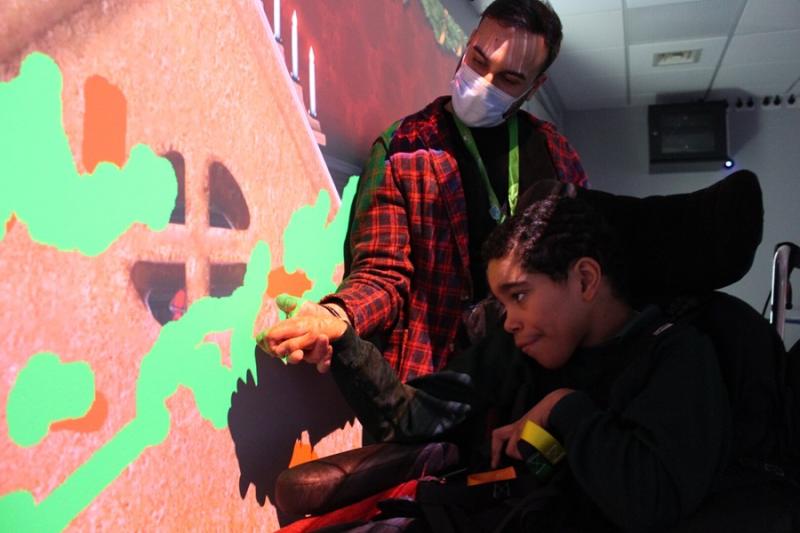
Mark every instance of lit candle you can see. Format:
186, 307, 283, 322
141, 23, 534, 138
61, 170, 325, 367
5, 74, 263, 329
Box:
273, 0, 281, 41
291, 10, 299, 80
309, 47, 317, 117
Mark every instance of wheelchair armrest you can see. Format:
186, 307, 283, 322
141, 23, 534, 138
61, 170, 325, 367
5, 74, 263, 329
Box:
275, 441, 459, 516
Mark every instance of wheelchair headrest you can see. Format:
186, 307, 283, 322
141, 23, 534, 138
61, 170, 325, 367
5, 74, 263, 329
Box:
576, 169, 763, 305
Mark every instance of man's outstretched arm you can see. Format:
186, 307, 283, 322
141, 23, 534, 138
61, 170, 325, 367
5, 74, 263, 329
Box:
321, 142, 414, 339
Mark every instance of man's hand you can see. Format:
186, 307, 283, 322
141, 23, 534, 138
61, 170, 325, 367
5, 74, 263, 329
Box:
268, 294, 351, 371
275, 294, 338, 320
490, 388, 574, 468
258, 315, 347, 373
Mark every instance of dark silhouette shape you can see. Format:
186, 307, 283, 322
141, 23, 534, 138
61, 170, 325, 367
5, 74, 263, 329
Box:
209, 263, 247, 297
228, 345, 356, 525
130, 261, 186, 325
209, 161, 250, 229
162, 150, 186, 224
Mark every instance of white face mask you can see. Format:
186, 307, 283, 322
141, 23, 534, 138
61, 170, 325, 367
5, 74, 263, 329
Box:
450, 62, 520, 128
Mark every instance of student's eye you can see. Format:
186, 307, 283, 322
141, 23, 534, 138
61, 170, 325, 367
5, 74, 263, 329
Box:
512, 291, 526, 303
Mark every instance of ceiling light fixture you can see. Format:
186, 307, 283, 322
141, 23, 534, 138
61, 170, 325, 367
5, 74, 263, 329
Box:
652, 49, 702, 67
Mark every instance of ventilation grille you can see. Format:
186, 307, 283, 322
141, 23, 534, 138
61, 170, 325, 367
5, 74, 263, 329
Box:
653, 49, 702, 67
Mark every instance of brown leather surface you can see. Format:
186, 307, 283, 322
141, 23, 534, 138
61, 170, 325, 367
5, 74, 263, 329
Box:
275, 441, 459, 516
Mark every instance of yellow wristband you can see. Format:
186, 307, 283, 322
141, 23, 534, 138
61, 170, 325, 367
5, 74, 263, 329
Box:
520, 420, 566, 465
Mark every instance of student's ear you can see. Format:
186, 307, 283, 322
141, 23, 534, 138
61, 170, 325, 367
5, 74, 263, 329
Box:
574, 257, 602, 302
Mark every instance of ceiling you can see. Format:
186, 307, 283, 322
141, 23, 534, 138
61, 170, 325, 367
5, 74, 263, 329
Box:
469, 0, 800, 111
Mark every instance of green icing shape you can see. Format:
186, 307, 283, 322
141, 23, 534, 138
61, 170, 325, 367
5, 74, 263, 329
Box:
6, 354, 95, 447
280, 175, 358, 305
0, 52, 176, 255
0, 242, 271, 532
0, 49, 360, 531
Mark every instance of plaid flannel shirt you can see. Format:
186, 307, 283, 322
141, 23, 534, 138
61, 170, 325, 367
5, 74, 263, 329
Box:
323, 96, 587, 382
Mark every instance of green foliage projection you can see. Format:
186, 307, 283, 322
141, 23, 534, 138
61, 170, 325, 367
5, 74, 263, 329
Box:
6, 354, 95, 447
418, 0, 468, 56
0, 52, 176, 255
0, 51, 358, 532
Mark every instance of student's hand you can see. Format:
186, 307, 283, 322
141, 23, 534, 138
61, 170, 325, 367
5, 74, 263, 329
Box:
258, 315, 347, 373
490, 388, 574, 468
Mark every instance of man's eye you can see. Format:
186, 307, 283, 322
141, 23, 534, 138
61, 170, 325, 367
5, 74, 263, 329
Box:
512, 292, 526, 303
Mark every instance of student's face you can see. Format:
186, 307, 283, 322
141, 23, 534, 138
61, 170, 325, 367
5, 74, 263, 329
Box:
487, 253, 590, 369
463, 17, 549, 99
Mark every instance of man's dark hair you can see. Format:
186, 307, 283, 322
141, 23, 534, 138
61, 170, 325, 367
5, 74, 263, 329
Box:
481, 0, 563, 75
483, 195, 630, 301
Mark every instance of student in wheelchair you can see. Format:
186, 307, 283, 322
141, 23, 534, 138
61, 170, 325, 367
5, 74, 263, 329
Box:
262, 171, 799, 532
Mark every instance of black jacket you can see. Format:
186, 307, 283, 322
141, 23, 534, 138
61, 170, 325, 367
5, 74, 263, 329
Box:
329, 307, 731, 532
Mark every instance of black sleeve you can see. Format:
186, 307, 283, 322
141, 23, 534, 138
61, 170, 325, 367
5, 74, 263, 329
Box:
329, 325, 521, 445
330, 326, 477, 443
548, 327, 730, 532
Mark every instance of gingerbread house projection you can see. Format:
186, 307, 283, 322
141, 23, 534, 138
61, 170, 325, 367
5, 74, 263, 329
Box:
271, 0, 469, 180
0, 0, 365, 530
0, 0, 476, 530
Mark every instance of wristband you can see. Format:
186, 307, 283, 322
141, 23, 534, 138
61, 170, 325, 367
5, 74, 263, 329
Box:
517, 420, 566, 481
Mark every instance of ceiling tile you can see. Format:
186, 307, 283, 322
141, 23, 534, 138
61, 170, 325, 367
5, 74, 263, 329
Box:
555, 74, 626, 101
470, 0, 800, 111
630, 68, 715, 94
735, 0, 800, 35
629, 36, 726, 75
559, 10, 624, 51
560, 93, 629, 110
549, 47, 626, 81
714, 62, 800, 94
548, 0, 622, 16
552, 76, 627, 110
630, 93, 658, 107
625, 0, 746, 44
723, 30, 800, 65
626, 0, 702, 7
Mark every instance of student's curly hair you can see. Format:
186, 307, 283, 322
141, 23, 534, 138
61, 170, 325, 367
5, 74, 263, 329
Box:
482, 194, 630, 301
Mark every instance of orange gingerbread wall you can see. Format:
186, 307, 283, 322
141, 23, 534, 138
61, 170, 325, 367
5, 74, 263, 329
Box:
0, 0, 470, 530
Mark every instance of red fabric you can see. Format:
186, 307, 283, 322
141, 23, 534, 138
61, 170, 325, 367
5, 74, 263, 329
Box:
326, 97, 587, 381
276, 479, 419, 533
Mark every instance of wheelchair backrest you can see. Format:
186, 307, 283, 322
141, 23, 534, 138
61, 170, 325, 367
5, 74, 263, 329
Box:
678, 292, 793, 466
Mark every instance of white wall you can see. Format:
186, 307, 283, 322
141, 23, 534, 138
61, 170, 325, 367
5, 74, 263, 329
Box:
525, 87, 561, 125
564, 105, 800, 348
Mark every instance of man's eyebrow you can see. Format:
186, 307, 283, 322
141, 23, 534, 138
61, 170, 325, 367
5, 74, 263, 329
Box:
472, 44, 527, 81
472, 44, 490, 62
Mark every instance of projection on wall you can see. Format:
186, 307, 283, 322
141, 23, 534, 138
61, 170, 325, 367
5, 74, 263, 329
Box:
0, 0, 467, 530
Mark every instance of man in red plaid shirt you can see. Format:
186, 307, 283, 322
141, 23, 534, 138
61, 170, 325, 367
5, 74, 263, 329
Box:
282, 0, 587, 382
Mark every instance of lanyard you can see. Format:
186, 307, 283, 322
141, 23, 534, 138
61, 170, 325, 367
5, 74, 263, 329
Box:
452, 114, 519, 223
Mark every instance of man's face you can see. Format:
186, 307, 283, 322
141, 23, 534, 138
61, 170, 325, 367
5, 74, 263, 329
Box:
463, 17, 549, 99
487, 253, 589, 369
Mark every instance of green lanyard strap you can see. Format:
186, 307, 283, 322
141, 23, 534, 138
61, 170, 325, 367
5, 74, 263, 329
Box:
452, 113, 520, 223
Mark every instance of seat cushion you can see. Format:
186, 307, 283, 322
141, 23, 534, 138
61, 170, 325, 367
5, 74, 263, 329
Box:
275, 441, 459, 516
